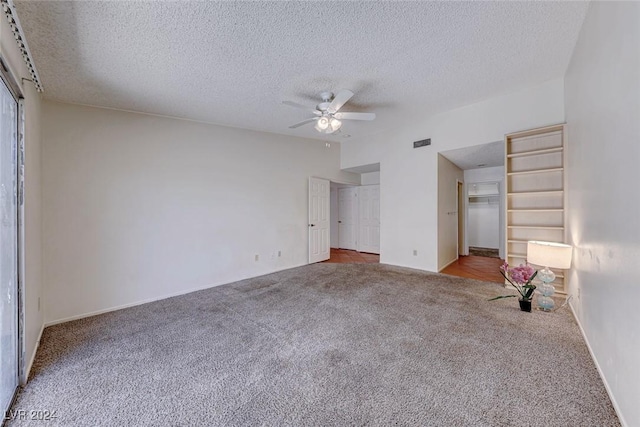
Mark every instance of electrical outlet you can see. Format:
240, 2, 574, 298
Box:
255, 254, 259, 262
413, 250, 418, 256
278, 250, 281, 257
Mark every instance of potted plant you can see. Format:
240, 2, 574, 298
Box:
489, 262, 538, 312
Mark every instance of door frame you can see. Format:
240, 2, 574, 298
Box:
457, 180, 465, 257
465, 178, 505, 258
0, 57, 26, 411
309, 176, 360, 262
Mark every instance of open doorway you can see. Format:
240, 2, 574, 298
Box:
438, 142, 505, 283
308, 175, 381, 265
323, 165, 380, 264
325, 181, 380, 264
467, 181, 501, 258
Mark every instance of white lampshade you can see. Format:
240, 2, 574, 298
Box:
527, 241, 573, 269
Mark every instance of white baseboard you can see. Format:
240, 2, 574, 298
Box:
378, 262, 436, 274
569, 302, 627, 427
438, 257, 458, 272
24, 323, 44, 384
45, 263, 307, 327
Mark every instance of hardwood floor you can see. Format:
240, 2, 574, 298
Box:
323, 248, 380, 264
441, 255, 504, 284
324, 251, 500, 283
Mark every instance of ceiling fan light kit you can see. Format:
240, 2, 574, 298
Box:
284, 89, 375, 135
314, 116, 342, 134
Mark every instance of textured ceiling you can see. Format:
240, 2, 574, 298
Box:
440, 141, 505, 170
15, 1, 588, 141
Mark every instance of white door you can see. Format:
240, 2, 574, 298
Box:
338, 187, 358, 250
358, 185, 380, 254
308, 177, 330, 263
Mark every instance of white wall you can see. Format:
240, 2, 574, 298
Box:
42, 101, 359, 324
1, 16, 43, 378
467, 203, 499, 249
342, 79, 565, 272
464, 166, 505, 257
437, 155, 463, 270
361, 171, 380, 185
564, 2, 640, 425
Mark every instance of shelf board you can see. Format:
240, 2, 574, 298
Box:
507, 239, 564, 244
507, 225, 564, 230
507, 127, 563, 141
507, 167, 563, 176
507, 147, 563, 158
508, 190, 563, 196
509, 252, 527, 258
507, 209, 564, 213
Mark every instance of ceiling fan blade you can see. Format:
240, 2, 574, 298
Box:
283, 101, 315, 111
333, 112, 376, 121
327, 89, 354, 114
288, 118, 318, 129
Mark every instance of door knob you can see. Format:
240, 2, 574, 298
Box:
309, 224, 316, 227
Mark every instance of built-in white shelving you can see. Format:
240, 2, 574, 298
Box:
505, 124, 568, 293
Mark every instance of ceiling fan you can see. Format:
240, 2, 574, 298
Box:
283, 90, 376, 134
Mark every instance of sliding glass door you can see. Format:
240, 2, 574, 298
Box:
0, 76, 19, 415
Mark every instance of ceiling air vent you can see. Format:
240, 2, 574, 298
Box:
413, 138, 431, 148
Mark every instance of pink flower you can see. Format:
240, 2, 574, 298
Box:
493, 263, 538, 301
508, 264, 535, 285
500, 262, 509, 272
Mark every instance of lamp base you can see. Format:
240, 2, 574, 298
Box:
537, 267, 556, 311
537, 294, 555, 311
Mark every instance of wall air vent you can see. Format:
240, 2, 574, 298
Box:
413, 138, 431, 148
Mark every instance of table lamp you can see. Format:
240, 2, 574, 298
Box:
527, 241, 573, 311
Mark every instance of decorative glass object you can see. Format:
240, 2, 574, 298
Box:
536, 267, 556, 311
527, 241, 573, 312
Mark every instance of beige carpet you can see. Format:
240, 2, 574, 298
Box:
8, 263, 619, 426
